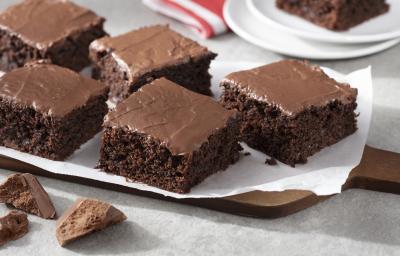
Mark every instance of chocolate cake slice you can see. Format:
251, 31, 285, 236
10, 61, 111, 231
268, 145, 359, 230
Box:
0, 63, 109, 160
99, 78, 242, 193
276, 0, 389, 31
220, 60, 358, 166
90, 25, 217, 103
0, 0, 107, 72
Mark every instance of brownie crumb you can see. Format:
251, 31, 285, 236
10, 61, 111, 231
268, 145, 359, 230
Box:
265, 158, 277, 166
0, 211, 29, 246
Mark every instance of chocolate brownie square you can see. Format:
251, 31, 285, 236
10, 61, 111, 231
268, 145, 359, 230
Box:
276, 0, 389, 31
99, 78, 242, 193
220, 60, 358, 166
0, 63, 109, 160
0, 0, 107, 72
89, 25, 217, 103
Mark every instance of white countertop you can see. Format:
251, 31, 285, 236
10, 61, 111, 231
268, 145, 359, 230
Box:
1, 1, 400, 255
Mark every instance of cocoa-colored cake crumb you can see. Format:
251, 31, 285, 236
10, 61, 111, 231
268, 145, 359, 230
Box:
0, 173, 56, 219
0, 211, 29, 246
265, 158, 277, 166
56, 198, 127, 246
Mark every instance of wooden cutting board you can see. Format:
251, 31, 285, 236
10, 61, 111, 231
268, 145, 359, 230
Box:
0, 145, 399, 218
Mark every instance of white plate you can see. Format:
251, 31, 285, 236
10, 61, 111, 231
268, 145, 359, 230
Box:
248, 0, 400, 44
223, 0, 400, 59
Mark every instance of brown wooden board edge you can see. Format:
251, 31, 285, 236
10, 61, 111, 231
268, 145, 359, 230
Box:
0, 145, 399, 218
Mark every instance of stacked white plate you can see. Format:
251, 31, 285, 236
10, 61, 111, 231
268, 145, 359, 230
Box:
223, 0, 400, 59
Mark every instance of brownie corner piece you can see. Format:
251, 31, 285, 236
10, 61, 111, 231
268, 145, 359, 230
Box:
0, 0, 107, 72
276, 0, 389, 31
89, 25, 216, 103
220, 60, 358, 166
0, 63, 109, 160
99, 78, 241, 193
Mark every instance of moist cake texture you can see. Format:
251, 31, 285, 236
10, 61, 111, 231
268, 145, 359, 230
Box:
0, 63, 109, 160
0, 0, 107, 72
276, 0, 389, 31
220, 60, 358, 166
90, 25, 216, 103
99, 78, 242, 193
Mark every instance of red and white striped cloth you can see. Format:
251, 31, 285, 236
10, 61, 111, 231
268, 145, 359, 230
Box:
142, 0, 228, 38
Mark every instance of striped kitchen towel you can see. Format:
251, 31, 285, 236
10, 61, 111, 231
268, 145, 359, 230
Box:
142, 0, 228, 38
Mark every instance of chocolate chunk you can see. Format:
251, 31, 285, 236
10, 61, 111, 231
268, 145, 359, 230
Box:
0, 211, 29, 246
0, 173, 56, 219
56, 198, 127, 246
244, 152, 251, 156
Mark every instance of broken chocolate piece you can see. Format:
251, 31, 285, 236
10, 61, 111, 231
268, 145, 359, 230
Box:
56, 198, 127, 246
0, 173, 56, 219
0, 211, 29, 246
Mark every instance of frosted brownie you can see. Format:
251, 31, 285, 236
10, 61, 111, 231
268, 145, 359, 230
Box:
220, 60, 358, 166
0, 0, 107, 71
99, 78, 241, 193
90, 25, 216, 103
0, 63, 108, 160
276, 0, 389, 31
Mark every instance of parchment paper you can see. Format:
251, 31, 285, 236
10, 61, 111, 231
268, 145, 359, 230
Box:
0, 61, 373, 198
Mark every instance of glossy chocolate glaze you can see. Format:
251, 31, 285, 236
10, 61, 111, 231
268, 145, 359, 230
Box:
0, 0, 104, 50
0, 63, 107, 117
222, 60, 357, 116
90, 25, 213, 83
105, 78, 237, 155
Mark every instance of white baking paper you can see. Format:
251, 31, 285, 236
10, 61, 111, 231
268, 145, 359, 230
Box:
0, 61, 372, 198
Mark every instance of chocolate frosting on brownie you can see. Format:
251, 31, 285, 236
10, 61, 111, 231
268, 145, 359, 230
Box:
90, 25, 212, 83
0, 63, 107, 117
222, 60, 357, 116
105, 78, 236, 155
0, 0, 104, 50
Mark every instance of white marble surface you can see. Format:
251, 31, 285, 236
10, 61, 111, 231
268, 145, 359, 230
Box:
0, 1, 400, 255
